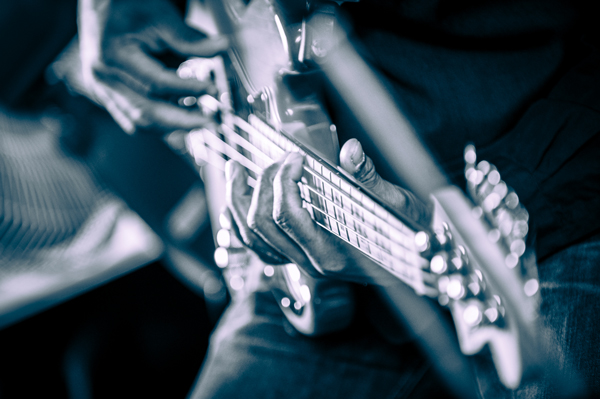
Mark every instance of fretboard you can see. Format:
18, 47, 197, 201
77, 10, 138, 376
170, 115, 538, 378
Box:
184, 113, 436, 296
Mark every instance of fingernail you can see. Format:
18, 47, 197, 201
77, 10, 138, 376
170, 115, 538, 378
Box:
347, 139, 366, 169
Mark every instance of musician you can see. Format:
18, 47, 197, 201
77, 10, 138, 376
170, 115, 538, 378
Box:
78, 0, 600, 397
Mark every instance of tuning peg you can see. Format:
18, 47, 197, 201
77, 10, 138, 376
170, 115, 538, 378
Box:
483, 299, 505, 326
433, 222, 452, 248
430, 253, 448, 274
463, 300, 484, 327
446, 275, 467, 300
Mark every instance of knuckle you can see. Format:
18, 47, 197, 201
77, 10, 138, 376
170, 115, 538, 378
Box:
130, 107, 152, 128
89, 62, 110, 82
354, 157, 379, 188
279, 161, 295, 177
273, 208, 294, 230
247, 210, 270, 238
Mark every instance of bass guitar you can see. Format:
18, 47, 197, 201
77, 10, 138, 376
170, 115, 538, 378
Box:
176, 0, 542, 392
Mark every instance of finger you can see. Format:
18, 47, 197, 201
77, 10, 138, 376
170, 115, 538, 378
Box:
111, 44, 214, 97
98, 78, 212, 133
91, 82, 136, 134
247, 160, 315, 273
225, 161, 287, 264
274, 153, 403, 283
340, 139, 431, 224
272, 153, 344, 274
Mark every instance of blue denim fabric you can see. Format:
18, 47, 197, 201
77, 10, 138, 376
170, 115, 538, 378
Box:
189, 235, 600, 399
474, 233, 600, 399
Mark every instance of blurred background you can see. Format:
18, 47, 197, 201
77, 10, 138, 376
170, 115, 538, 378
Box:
0, 0, 225, 397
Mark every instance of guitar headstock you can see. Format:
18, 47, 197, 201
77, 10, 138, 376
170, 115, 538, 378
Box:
425, 145, 540, 389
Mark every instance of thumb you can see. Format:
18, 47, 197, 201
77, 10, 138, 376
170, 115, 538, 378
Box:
340, 139, 431, 224
340, 138, 380, 191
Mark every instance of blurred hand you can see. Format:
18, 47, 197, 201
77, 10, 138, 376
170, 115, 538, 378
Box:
225, 138, 432, 284
78, 0, 228, 134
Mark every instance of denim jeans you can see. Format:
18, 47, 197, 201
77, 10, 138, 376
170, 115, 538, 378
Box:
189, 235, 600, 399
474, 233, 600, 399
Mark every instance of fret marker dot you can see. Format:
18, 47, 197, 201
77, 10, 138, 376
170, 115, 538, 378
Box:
281, 297, 291, 308
300, 285, 311, 302
214, 247, 228, 268
229, 275, 244, 291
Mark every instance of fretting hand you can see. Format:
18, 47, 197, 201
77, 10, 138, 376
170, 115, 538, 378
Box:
226, 138, 432, 284
78, 0, 228, 134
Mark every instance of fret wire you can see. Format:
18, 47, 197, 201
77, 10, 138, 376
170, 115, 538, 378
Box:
198, 131, 422, 271
309, 206, 432, 292
303, 199, 420, 268
226, 115, 419, 250
299, 164, 417, 241
241, 115, 424, 235
232, 116, 418, 249
301, 182, 414, 252
305, 201, 388, 255
191, 119, 434, 293
304, 166, 415, 247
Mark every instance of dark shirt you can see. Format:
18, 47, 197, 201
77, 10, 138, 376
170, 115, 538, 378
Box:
335, 0, 600, 260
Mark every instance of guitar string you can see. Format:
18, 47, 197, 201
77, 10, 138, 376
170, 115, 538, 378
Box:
194, 114, 421, 255
195, 124, 415, 256
232, 116, 422, 246
187, 124, 434, 287
202, 124, 418, 254
242, 115, 426, 237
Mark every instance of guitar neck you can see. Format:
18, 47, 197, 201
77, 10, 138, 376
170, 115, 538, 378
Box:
185, 109, 437, 297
